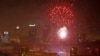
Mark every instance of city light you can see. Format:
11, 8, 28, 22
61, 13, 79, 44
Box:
58, 51, 67, 56
57, 26, 68, 39
16, 26, 20, 29
29, 24, 36, 27
4, 31, 9, 35
58, 51, 64, 54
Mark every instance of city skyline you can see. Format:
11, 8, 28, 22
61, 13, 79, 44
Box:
0, 0, 100, 40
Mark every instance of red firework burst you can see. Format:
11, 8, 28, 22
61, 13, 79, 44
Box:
49, 6, 74, 27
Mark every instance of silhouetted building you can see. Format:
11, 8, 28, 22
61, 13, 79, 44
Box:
70, 47, 77, 56
0, 31, 10, 44
28, 24, 37, 38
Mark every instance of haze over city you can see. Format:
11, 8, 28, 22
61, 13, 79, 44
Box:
0, 0, 100, 56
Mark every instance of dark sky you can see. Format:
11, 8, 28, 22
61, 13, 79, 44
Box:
73, 0, 100, 40
0, 0, 47, 31
0, 0, 100, 40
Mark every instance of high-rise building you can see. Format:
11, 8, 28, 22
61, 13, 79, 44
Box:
28, 24, 38, 48
28, 24, 37, 41
1, 31, 10, 43
70, 47, 78, 56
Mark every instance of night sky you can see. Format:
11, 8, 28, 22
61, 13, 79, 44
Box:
74, 0, 100, 40
0, 0, 100, 40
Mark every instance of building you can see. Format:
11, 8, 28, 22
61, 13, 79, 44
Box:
0, 31, 10, 44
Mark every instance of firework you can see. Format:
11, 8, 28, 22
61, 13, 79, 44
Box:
49, 6, 74, 27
